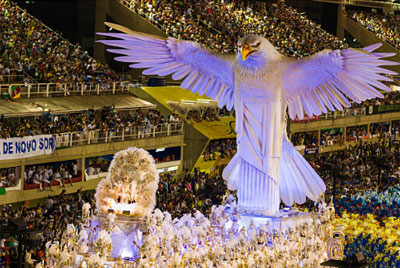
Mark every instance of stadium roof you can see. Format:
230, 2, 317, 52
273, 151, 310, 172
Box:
0, 94, 156, 118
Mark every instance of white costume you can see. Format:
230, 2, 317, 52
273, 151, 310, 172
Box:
100, 23, 398, 215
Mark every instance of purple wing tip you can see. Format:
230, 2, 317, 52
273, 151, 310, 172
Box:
382, 52, 396, 58
362, 43, 382, 53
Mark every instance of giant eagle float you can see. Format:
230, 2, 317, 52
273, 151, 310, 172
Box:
98, 22, 398, 216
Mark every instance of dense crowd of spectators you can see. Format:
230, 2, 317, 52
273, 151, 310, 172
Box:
370, 122, 390, 138
292, 126, 374, 146
291, 131, 319, 148
307, 139, 400, 200
203, 138, 236, 161
0, 107, 181, 139
0, 66, 25, 83
24, 161, 79, 190
352, 91, 400, 108
156, 168, 226, 218
345, 125, 370, 141
187, 107, 219, 122
128, 0, 347, 57
292, 120, 397, 149
348, 9, 400, 51
0, 189, 94, 266
0, 0, 120, 84
320, 129, 345, 147
392, 120, 400, 135
186, 106, 232, 123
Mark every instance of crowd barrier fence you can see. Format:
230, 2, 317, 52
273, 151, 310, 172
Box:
54, 122, 183, 148
0, 81, 131, 98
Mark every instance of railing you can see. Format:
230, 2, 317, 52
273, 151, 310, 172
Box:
291, 104, 397, 123
309, 0, 400, 10
54, 123, 183, 148
342, 0, 400, 10
0, 178, 21, 191
320, 107, 367, 120
0, 81, 131, 98
0, 72, 25, 84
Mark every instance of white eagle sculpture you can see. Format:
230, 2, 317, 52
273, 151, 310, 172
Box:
99, 22, 398, 216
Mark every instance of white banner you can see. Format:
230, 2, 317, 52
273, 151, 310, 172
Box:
0, 135, 56, 160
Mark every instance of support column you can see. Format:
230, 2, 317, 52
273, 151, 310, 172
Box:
178, 145, 184, 174
94, 0, 109, 64
81, 157, 86, 182
317, 129, 321, 147
336, 4, 345, 40
19, 165, 25, 191
367, 123, 371, 139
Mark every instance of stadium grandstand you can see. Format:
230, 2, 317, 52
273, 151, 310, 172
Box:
0, 0, 398, 267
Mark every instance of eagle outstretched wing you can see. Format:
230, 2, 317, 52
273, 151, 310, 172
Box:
97, 23, 235, 110
282, 43, 399, 119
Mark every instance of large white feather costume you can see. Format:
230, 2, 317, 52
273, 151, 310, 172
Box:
99, 23, 398, 215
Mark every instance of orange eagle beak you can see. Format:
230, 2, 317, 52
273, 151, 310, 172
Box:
241, 44, 255, 62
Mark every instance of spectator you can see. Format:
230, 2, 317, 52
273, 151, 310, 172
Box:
62, 170, 73, 187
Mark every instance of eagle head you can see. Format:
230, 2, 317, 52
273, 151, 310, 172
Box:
238, 35, 281, 67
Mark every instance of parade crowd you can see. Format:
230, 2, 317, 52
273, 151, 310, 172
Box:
156, 169, 226, 218
348, 9, 400, 51
351, 91, 400, 108
202, 139, 237, 161
0, 107, 181, 139
128, 0, 347, 57
0, 0, 119, 84
186, 106, 231, 123
308, 140, 400, 200
290, 132, 319, 148
0, 190, 95, 267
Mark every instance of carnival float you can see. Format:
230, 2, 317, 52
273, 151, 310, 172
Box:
70, 19, 397, 267
42, 147, 344, 268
